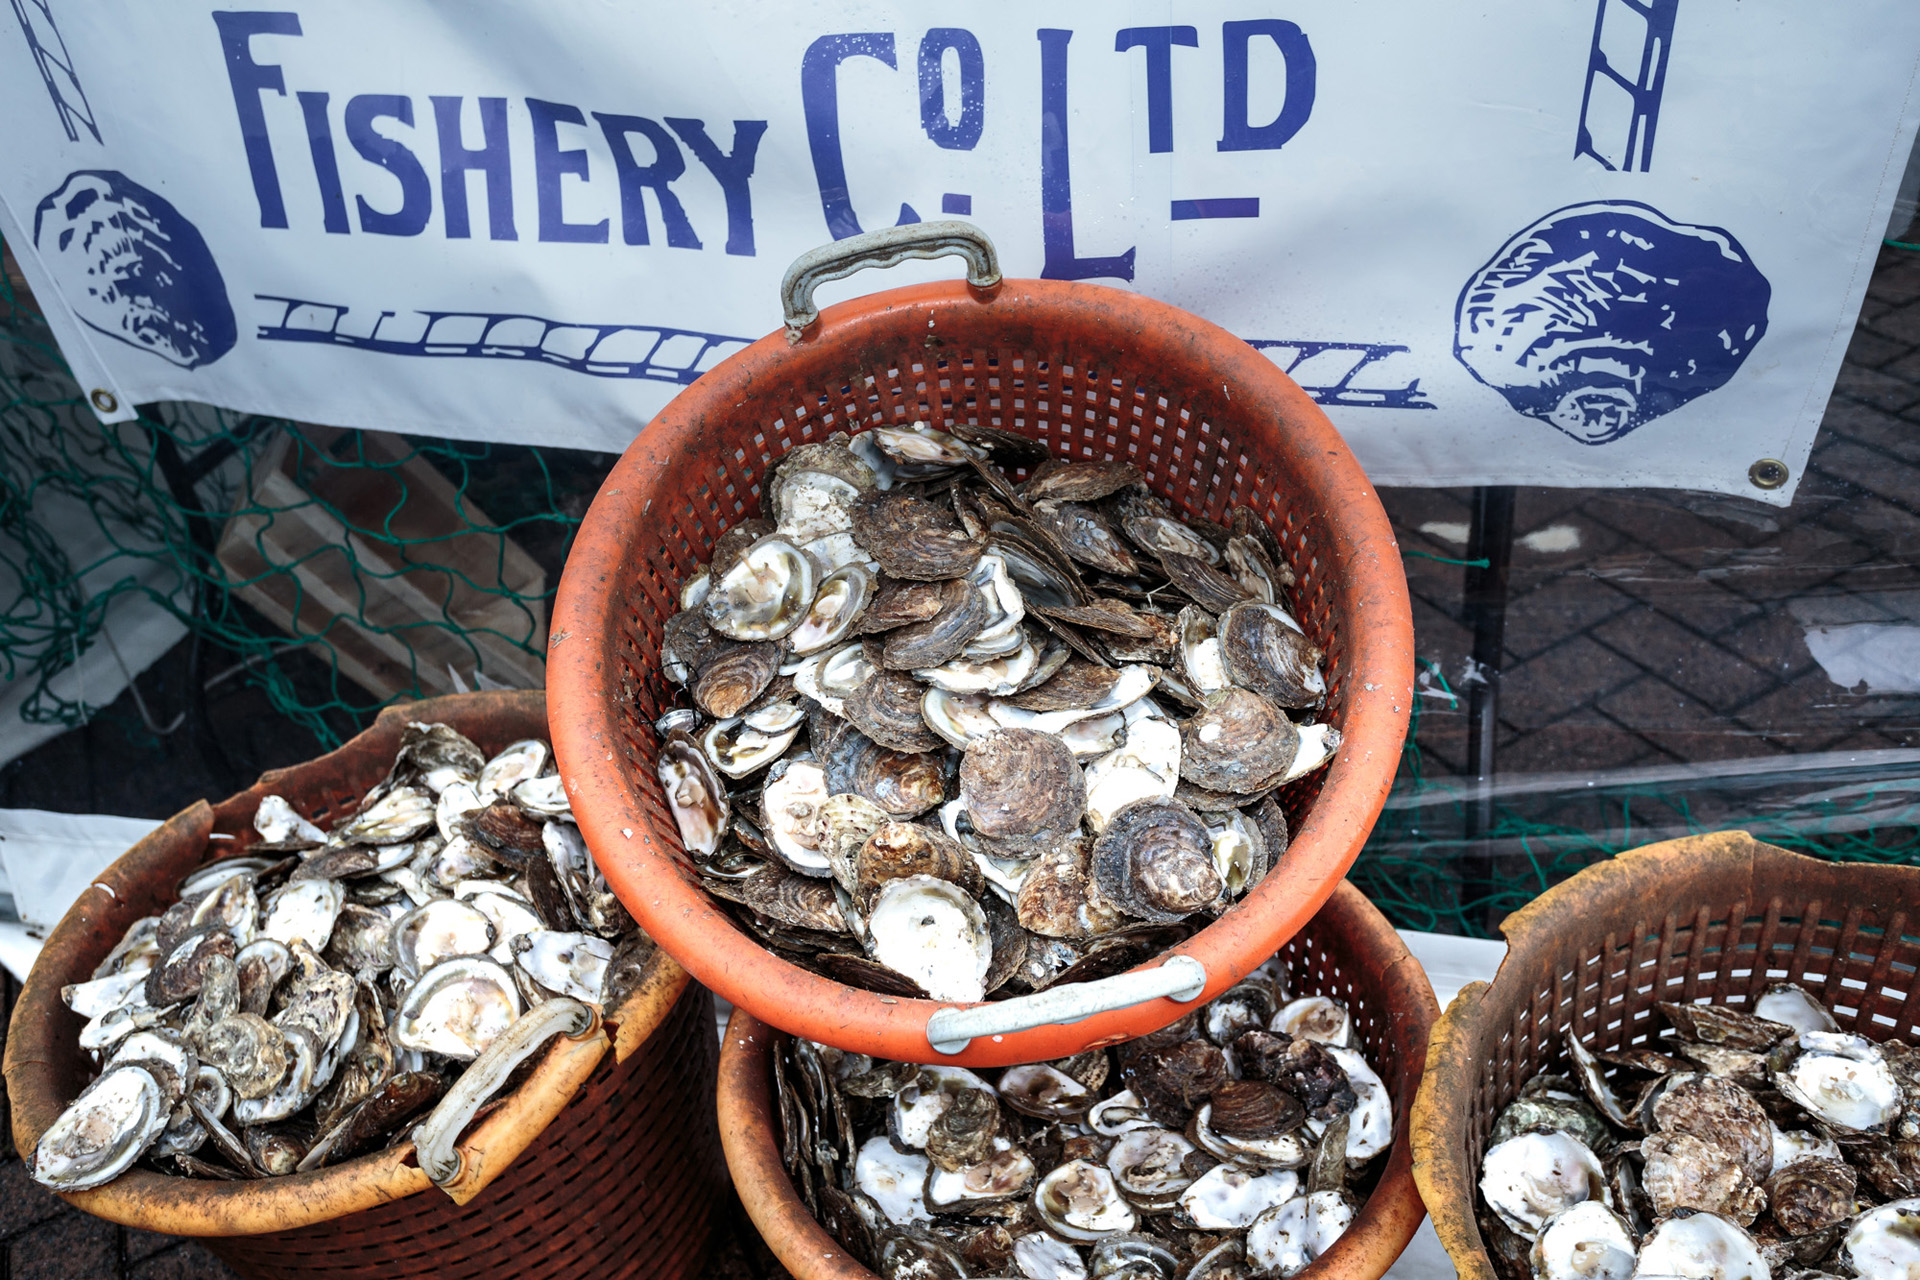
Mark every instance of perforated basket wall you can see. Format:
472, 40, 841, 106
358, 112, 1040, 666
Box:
717, 879, 1439, 1280
553, 274, 1415, 1064
5, 691, 728, 1278
1412, 830, 1920, 1280
207, 979, 723, 1280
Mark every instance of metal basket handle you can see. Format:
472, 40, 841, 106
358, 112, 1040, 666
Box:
924, 955, 1208, 1055
781, 220, 1002, 342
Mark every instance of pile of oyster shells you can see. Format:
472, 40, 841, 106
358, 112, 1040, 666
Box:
1476, 983, 1920, 1279
655, 423, 1338, 1002
32, 724, 652, 1191
774, 957, 1391, 1279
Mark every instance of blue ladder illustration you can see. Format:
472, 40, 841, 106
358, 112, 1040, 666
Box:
9, 0, 100, 144
1244, 340, 1434, 410
1575, 0, 1678, 172
253, 296, 754, 386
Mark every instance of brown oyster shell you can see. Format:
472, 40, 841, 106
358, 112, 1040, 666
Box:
1224, 534, 1289, 602
1854, 1137, 1920, 1198
813, 952, 930, 997
1122, 1039, 1231, 1127
854, 822, 981, 902
661, 609, 727, 685
925, 1086, 1002, 1172
1003, 656, 1123, 713
1016, 837, 1126, 939
1157, 552, 1250, 614
1647, 1072, 1773, 1184
1218, 603, 1324, 709
880, 578, 988, 669
1031, 501, 1141, 576
1641, 1131, 1766, 1225
849, 491, 983, 581
844, 670, 946, 754
702, 864, 848, 933
1237, 1033, 1356, 1123
146, 929, 239, 1007
463, 800, 547, 865
289, 847, 377, 882
1764, 1157, 1856, 1236
857, 575, 953, 634
822, 730, 947, 818
691, 641, 781, 719
1247, 796, 1290, 862
1207, 1080, 1305, 1139
1090, 797, 1221, 924
1033, 599, 1164, 640
1023, 459, 1144, 504
959, 728, 1086, 852
1179, 689, 1299, 795
1656, 1000, 1795, 1052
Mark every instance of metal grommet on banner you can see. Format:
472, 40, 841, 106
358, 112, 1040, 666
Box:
89, 389, 118, 413
1748, 458, 1789, 489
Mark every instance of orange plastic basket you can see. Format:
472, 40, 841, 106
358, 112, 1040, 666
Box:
717, 880, 1438, 1280
550, 223, 1414, 1066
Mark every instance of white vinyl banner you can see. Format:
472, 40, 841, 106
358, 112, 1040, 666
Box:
2, 3, 1917, 503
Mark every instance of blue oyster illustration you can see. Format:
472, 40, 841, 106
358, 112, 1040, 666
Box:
1454, 201, 1769, 445
33, 171, 235, 369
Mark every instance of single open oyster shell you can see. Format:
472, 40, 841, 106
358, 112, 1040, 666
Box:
32, 1065, 171, 1191
864, 876, 990, 1003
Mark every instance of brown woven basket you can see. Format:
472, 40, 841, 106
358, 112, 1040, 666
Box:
1411, 830, 1920, 1280
3, 692, 729, 1280
718, 879, 1440, 1280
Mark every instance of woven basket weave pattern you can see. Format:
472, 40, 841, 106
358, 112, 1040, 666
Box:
611, 347, 1345, 880
1413, 832, 1920, 1280
206, 980, 726, 1280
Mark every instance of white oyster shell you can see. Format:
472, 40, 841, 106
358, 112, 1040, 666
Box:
478, 739, 550, 801
1034, 1159, 1138, 1241
390, 898, 494, 978
1083, 717, 1181, 832
1273, 996, 1351, 1046
390, 956, 523, 1059
1012, 1231, 1086, 1280
32, 1064, 170, 1190
1322, 1045, 1393, 1161
254, 794, 325, 844
1631, 1212, 1765, 1279
1839, 1196, 1920, 1278
706, 535, 817, 642
514, 930, 612, 1004
1480, 1131, 1609, 1240
261, 879, 344, 950
1246, 1195, 1312, 1277
1776, 1030, 1901, 1134
852, 1134, 931, 1225
1752, 982, 1838, 1035
1179, 1163, 1299, 1229
762, 760, 835, 877
1532, 1201, 1635, 1280
865, 875, 991, 1002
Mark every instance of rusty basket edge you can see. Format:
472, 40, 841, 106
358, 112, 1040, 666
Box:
1410, 828, 1920, 1280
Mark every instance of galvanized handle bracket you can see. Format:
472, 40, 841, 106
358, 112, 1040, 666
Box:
924, 955, 1208, 1056
780, 220, 1001, 343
